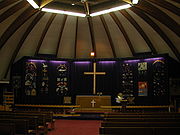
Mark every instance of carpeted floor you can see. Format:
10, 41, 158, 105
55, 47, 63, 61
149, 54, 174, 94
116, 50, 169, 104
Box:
48, 119, 102, 135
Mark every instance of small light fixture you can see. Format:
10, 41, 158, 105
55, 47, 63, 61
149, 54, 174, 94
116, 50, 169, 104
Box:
72, 3, 75, 6
132, 0, 139, 4
90, 52, 95, 57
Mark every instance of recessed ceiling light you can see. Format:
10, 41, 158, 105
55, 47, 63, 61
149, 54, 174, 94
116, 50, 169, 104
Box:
26, 0, 39, 9
42, 8, 86, 17
90, 4, 131, 17
132, 0, 139, 4
72, 3, 75, 6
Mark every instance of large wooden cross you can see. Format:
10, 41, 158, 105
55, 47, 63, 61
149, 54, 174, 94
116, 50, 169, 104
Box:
84, 62, 106, 95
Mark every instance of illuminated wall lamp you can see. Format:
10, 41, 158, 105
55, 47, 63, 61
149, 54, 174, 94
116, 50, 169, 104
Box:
90, 52, 95, 57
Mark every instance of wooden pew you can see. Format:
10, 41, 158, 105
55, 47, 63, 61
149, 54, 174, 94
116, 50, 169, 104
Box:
0, 123, 15, 135
0, 119, 29, 135
101, 121, 180, 127
100, 127, 180, 135
14, 110, 55, 130
0, 111, 49, 134
104, 114, 180, 118
104, 117, 180, 122
0, 115, 38, 134
104, 112, 180, 116
100, 112, 180, 135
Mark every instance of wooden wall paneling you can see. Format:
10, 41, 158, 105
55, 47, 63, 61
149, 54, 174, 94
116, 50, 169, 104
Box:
131, 7, 180, 61
120, 10, 157, 54
136, 0, 180, 37
55, 15, 67, 57
0, 6, 38, 49
100, 15, 117, 58
110, 12, 136, 56
34, 13, 56, 55
4, 12, 45, 78
0, 0, 28, 23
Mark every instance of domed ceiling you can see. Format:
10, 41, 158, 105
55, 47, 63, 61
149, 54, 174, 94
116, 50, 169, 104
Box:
0, 0, 179, 80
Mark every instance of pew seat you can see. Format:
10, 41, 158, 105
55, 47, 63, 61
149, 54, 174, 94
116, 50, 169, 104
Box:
100, 127, 180, 135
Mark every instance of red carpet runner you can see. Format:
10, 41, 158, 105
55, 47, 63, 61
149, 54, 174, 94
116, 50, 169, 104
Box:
48, 120, 102, 135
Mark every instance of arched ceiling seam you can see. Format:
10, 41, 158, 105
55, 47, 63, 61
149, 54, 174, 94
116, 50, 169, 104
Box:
0, 0, 21, 10
120, 10, 157, 54
130, 7, 180, 61
4, 12, 45, 79
100, 15, 117, 58
35, 13, 57, 56
110, 12, 135, 56
136, 0, 180, 37
0, 6, 39, 50
148, 0, 180, 16
74, 17, 79, 58
87, 17, 96, 57
56, 15, 67, 57
0, 0, 28, 23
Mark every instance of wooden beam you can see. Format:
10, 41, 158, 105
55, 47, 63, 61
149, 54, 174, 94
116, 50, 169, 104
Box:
35, 13, 56, 56
110, 12, 135, 56
0, 0, 28, 23
56, 15, 67, 57
130, 7, 180, 61
87, 17, 96, 57
74, 17, 79, 58
100, 15, 117, 58
40, 0, 54, 8
135, 0, 180, 37
120, 10, 157, 54
0, 0, 20, 9
148, 0, 180, 16
0, 6, 38, 50
83, 1, 90, 16
4, 12, 45, 79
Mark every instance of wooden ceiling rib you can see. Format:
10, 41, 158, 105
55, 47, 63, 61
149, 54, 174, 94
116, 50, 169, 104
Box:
110, 12, 135, 56
131, 7, 180, 61
148, 0, 180, 16
100, 15, 117, 58
120, 10, 157, 54
171, 0, 180, 3
87, 17, 96, 57
55, 15, 67, 57
0, 6, 38, 50
0, 0, 20, 9
136, 0, 180, 37
0, 0, 28, 23
4, 12, 45, 79
74, 17, 79, 58
35, 13, 57, 56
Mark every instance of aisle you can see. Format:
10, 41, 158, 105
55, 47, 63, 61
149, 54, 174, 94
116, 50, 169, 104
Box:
48, 119, 102, 135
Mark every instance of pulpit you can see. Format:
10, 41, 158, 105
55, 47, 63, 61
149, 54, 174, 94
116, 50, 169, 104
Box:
76, 95, 111, 108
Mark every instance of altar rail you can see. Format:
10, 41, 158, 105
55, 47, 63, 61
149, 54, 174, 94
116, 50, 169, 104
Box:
15, 104, 80, 108
15, 104, 80, 116
101, 105, 174, 112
